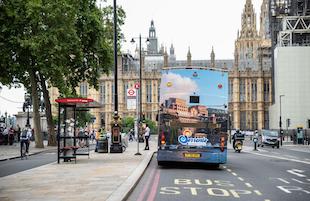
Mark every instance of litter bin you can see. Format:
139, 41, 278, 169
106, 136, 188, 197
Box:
98, 135, 108, 153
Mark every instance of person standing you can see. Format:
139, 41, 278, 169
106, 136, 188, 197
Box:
20, 127, 32, 155
144, 124, 150, 150
16, 125, 21, 142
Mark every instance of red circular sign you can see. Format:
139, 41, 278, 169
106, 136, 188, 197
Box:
128, 89, 135, 96
134, 83, 140, 89
218, 84, 223, 89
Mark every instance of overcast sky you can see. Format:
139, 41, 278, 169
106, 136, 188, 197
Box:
1, 0, 263, 116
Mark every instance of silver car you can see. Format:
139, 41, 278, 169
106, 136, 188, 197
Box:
258, 130, 280, 149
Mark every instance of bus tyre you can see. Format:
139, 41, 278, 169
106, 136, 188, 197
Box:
157, 161, 164, 166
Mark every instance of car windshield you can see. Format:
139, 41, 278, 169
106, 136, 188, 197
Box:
264, 130, 278, 137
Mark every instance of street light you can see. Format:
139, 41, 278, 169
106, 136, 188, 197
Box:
131, 35, 149, 156
279, 94, 285, 146
24, 93, 32, 128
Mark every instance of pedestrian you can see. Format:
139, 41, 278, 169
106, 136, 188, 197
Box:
8, 126, 15, 145
95, 128, 101, 152
3, 127, 9, 145
144, 124, 150, 150
20, 127, 32, 154
16, 125, 21, 142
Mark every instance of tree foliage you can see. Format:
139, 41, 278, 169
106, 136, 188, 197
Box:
0, 0, 126, 146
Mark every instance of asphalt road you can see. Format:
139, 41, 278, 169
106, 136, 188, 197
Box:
0, 150, 57, 178
127, 144, 310, 201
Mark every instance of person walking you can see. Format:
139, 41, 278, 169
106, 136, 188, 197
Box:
95, 128, 101, 152
20, 127, 32, 155
144, 124, 150, 150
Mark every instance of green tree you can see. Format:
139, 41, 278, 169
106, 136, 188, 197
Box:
0, 0, 126, 147
122, 116, 135, 133
144, 118, 157, 135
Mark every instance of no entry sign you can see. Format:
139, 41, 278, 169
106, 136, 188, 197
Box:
127, 88, 136, 97
134, 82, 140, 89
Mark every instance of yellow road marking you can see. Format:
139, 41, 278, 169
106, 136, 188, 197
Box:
238, 177, 244, 181
245, 183, 253, 188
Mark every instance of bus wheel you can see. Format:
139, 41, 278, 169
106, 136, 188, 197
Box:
157, 161, 165, 166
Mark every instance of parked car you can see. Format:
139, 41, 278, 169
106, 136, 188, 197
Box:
258, 130, 280, 148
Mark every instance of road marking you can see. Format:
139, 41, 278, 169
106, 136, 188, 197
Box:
137, 168, 156, 201
277, 186, 310, 194
223, 166, 227, 169
245, 183, 253, 188
291, 178, 310, 184
275, 178, 290, 184
232, 172, 237, 176
287, 169, 306, 178
253, 190, 262, 195
244, 151, 310, 165
227, 169, 232, 172
238, 177, 244, 181
265, 199, 271, 201
146, 169, 161, 201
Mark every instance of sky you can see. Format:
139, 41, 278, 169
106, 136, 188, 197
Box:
160, 70, 228, 107
0, 0, 263, 116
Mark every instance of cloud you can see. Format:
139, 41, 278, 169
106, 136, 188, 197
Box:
160, 72, 198, 103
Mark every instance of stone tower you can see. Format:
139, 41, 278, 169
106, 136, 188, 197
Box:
187, 47, 192, 66
169, 44, 176, 64
228, 0, 273, 131
210, 46, 215, 68
147, 20, 158, 55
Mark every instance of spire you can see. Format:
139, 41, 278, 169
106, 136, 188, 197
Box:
147, 20, 158, 55
164, 47, 168, 67
187, 47, 192, 66
240, 0, 258, 38
211, 46, 215, 68
169, 43, 176, 63
259, 0, 270, 39
170, 44, 174, 55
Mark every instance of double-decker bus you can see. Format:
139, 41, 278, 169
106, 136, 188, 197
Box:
157, 68, 228, 167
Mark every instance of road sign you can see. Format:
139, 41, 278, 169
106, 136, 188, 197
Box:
127, 88, 136, 97
134, 83, 140, 89
127, 99, 136, 110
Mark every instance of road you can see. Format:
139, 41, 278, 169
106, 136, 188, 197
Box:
127, 144, 310, 201
0, 150, 57, 177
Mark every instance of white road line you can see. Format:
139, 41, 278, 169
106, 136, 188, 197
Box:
223, 166, 227, 168
265, 199, 271, 201
244, 151, 310, 165
287, 169, 306, 177
232, 172, 237, 176
253, 190, 262, 195
227, 169, 232, 172
238, 177, 244, 181
245, 182, 253, 188
276, 178, 290, 184
283, 155, 298, 159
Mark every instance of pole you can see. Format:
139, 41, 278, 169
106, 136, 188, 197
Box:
135, 90, 141, 155
279, 95, 284, 146
113, 0, 118, 112
26, 107, 30, 127
139, 34, 142, 123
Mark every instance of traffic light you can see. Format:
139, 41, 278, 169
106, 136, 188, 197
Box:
286, 118, 291, 128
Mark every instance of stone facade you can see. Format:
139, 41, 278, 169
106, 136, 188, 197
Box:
228, 0, 273, 130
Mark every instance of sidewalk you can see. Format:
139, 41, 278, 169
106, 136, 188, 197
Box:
0, 140, 56, 161
0, 137, 157, 201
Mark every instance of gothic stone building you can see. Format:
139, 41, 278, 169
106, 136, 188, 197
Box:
228, 0, 272, 131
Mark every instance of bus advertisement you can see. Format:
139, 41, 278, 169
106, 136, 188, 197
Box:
157, 68, 228, 167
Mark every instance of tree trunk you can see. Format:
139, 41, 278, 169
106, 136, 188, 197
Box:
30, 69, 44, 148
39, 73, 56, 146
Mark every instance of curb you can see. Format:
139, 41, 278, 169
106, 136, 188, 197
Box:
106, 150, 156, 201
0, 148, 56, 162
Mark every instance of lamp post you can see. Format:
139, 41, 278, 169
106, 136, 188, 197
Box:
24, 93, 31, 128
279, 94, 285, 146
131, 35, 149, 156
